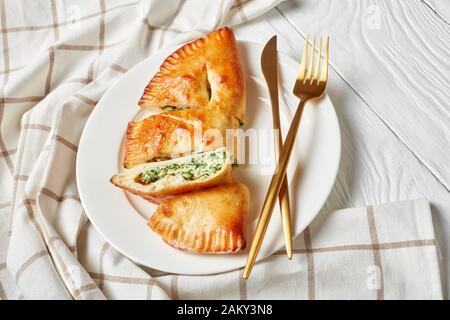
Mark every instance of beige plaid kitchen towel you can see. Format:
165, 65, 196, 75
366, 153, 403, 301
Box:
0, 0, 443, 300
154, 199, 443, 300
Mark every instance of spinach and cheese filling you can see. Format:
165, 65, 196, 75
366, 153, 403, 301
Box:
161, 105, 178, 111
137, 150, 228, 185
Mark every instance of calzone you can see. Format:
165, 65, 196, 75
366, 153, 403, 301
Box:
148, 182, 249, 254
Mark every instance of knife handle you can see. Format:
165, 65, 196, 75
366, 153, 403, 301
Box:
272, 101, 293, 260
244, 99, 306, 278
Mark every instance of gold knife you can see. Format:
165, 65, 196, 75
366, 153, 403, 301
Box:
256, 35, 293, 262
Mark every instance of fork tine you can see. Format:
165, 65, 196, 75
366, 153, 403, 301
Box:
305, 36, 315, 82
319, 36, 329, 83
297, 36, 308, 81
312, 37, 322, 84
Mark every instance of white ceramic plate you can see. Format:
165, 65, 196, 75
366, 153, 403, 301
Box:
76, 40, 341, 275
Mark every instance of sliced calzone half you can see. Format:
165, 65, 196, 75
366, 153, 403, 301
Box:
111, 147, 233, 202
124, 109, 239, 168
148, 182, 249, 254
138, 27, 246, 124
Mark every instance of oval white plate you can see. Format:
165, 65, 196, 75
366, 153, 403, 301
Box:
76, 40, 340, 275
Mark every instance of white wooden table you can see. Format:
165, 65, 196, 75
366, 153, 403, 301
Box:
233, 0, 450, 297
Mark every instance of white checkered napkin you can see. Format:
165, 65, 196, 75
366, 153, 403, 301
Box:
153, 199, 442, 300
0, 0, 285, 299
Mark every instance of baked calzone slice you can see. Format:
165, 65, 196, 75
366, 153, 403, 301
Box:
111, 147, 233, 203
138, 27, 246, 124
124, 109, 239, 168
148, 182, 249, 254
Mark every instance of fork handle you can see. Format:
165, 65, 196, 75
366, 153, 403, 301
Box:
243, 99, 307, 279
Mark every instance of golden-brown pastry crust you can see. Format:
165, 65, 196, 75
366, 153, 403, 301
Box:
124, 109, 239, 168
138, 27, 246, 123
148, 182, 249, 254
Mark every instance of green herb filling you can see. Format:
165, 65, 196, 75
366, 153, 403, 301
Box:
161, 105, 178, 111
138, 150, 227, 185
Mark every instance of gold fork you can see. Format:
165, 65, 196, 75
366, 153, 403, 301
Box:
243, 36, 329, 279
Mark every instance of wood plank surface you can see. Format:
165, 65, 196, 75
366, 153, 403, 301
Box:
277, 0, 450, 190
234, 2, 450, 297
